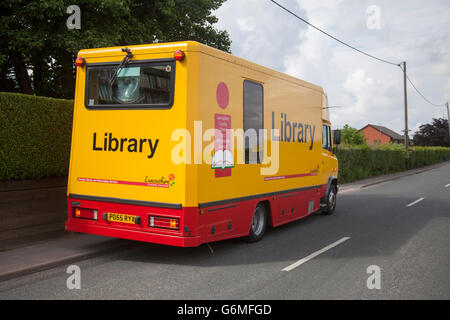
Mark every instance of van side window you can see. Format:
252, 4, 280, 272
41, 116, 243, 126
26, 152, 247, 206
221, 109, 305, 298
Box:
328, 126, 332, 151
322, 125, 331, 151
322, 125, 328, 149
243, 80, 264, 164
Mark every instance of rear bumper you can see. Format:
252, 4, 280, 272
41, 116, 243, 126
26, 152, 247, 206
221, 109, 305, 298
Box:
66, 195, 201, 247
65, 220, 201, 247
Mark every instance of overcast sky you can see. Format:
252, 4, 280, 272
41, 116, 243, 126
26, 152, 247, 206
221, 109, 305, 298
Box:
215, 0, 450, 135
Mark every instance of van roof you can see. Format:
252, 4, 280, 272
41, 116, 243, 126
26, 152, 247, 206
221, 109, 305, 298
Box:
78, 41, 323, 93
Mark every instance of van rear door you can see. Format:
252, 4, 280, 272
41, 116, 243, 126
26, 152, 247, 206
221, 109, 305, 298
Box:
68, 52, 187, 208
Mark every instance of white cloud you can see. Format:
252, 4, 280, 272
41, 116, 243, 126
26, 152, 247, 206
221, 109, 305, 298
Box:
235, 18, 254, 32
215, 0, 450, 135
215, 0, 308, 71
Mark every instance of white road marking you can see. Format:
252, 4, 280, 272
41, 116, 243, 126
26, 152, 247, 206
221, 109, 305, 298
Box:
282, 237, 351, 272
445, 183, 450, 188
406, 197, 425, 207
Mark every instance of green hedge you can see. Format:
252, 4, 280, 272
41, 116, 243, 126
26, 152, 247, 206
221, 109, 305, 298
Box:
336, 144, 450, 184
0, 92, 73, 180
408, 146, 450, 168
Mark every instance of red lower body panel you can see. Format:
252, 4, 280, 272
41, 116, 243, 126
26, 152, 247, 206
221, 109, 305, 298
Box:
66, 222, 201, 246
66, 197, 201, 247
66, 185, 327, 247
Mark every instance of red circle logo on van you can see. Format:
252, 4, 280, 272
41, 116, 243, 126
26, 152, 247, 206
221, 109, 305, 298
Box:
216, 82, 229, 109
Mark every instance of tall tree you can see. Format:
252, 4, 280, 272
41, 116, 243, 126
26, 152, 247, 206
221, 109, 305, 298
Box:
412, 118, 449, 147
0, 0, 231, 99
341, 124, 367, 145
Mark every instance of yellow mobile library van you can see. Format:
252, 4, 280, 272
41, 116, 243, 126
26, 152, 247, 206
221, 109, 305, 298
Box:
65, 41, 339, 246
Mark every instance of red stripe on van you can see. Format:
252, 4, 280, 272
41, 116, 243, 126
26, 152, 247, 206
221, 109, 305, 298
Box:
77, 177, 169, 188
263, 172, 318, 181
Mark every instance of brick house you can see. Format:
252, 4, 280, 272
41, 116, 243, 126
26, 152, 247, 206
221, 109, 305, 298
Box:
358, 124, 405, 145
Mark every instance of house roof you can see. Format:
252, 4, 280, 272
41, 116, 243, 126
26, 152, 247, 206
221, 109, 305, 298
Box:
359, 124, 405, 141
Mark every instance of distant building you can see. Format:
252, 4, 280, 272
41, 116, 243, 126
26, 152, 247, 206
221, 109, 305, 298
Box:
358, 124, 405, 145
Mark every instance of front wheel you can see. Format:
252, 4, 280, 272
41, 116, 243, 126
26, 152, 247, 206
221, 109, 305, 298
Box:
242, 203, 267, 242
322, 184, 337, 215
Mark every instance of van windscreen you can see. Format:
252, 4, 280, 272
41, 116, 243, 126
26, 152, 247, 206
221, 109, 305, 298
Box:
85, 61, 175, 108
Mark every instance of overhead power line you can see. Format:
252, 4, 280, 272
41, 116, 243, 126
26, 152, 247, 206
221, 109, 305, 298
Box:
399, 64, 447, 107
269, 0, 400, 67
270, 0, 448, 109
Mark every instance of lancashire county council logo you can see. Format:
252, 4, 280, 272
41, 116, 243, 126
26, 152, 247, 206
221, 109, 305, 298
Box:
168, 174, 175, 187
144, 174, 175, 188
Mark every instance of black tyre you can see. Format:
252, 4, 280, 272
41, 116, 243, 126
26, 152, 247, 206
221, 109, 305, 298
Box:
322, 183, 337, 215
242, 203, 267, 242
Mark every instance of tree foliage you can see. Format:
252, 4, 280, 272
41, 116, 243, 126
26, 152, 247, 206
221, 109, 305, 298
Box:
0, 0, 231, 99
412, 118, 449, 147
341, 124, 367, 145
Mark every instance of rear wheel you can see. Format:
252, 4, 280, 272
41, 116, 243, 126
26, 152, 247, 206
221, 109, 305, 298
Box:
322, 183, 337, 215
242, 203, 267, 242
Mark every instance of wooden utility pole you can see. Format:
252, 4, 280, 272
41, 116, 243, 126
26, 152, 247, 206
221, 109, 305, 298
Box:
402, 61, 409, 151
447, 102, 450, 138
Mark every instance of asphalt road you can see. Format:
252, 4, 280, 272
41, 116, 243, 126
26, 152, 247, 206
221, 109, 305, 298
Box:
0, 164, 449, 300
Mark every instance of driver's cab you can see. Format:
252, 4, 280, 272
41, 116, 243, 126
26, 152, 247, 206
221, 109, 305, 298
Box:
320, 93, 339, 187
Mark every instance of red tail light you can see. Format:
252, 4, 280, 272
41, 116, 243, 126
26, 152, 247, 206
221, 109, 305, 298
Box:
174, 50, 185, 61
75, 57, 86, 67
148, 216, 179, 230
73, 207, 97, 220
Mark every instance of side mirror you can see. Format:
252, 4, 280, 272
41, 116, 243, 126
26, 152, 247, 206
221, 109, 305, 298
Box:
333, 130, 341, 145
